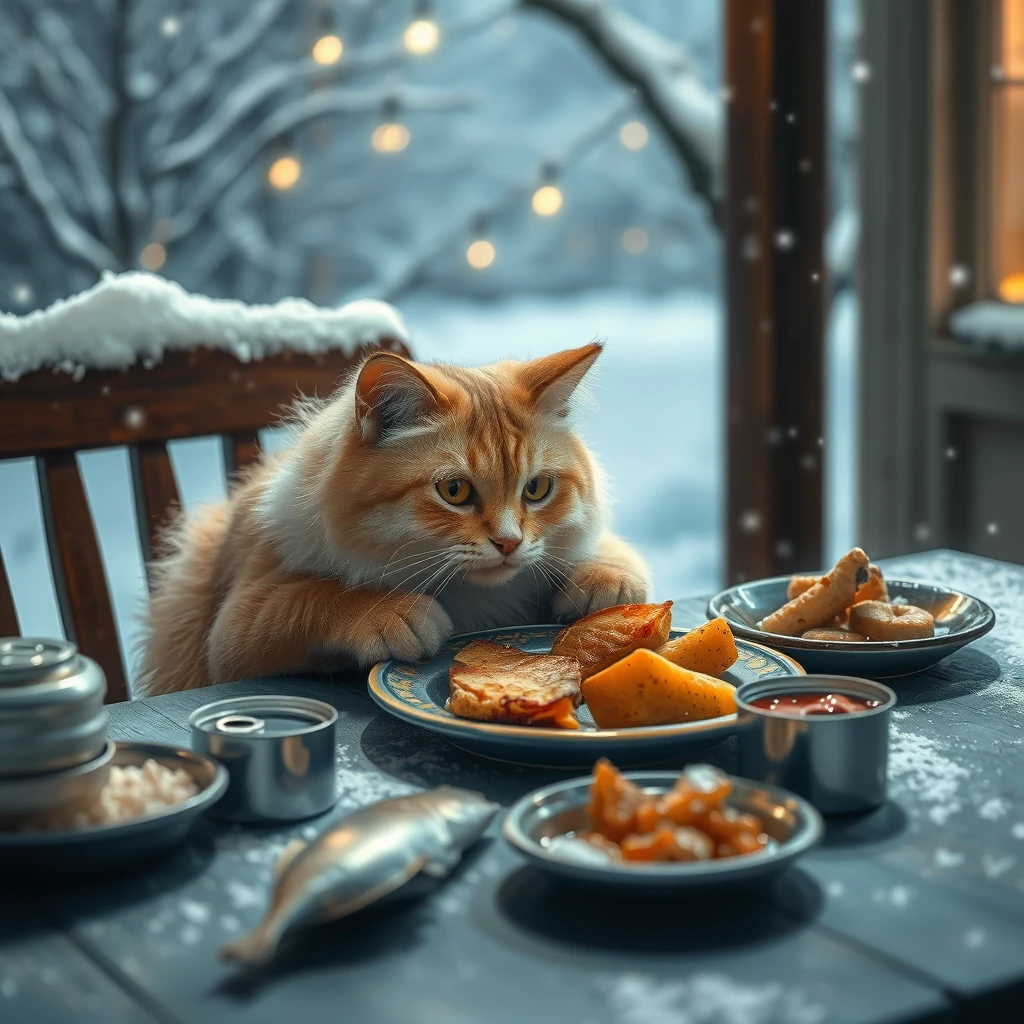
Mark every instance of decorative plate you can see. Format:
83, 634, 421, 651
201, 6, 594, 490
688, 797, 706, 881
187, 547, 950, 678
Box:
708, 577, 996, 678
367, 625, 805, 767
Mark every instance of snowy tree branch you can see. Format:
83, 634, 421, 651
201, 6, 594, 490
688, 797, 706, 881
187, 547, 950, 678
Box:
522, 0, 721, 225
150, 0, 289, 147
167, 84, 473, 245
368, 96, 631, 301
0, 88, 119, 271
153, 4, 510, 174
35, 9, 116, 120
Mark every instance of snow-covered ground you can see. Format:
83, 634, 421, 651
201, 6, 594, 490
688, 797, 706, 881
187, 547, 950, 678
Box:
0, 289, 856, 678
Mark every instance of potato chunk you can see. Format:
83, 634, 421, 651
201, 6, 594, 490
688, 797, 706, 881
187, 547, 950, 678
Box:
655, 617, 738, 677
582, 649, 737, 729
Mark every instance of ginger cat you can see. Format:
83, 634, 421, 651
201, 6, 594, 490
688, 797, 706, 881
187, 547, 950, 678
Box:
135, 343, 651, 696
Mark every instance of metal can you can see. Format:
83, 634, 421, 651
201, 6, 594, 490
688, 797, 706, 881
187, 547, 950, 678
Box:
0, 637, 108, 778
189, 695, 338, 823
734, 675, 896, 815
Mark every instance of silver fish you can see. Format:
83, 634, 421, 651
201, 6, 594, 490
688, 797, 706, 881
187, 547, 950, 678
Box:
221, 785, 499, 966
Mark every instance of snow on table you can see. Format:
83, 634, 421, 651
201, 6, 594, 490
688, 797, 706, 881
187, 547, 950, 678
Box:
0, 271, 407, 382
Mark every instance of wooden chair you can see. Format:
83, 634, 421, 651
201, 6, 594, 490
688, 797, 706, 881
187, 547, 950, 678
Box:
0, 338, 407, 703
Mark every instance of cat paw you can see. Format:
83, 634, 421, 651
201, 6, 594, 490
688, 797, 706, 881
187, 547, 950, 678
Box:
353, 593, 453, 665
551, 563, 651, 621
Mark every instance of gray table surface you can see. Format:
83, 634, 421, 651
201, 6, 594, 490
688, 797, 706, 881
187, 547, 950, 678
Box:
3, 549, 1024, 1023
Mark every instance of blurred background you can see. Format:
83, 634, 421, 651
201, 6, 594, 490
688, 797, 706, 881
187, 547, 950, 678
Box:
6, 0, 1013, 677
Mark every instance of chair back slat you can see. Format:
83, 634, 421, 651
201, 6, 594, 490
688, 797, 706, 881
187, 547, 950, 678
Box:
221, 430, 261, 477
129, 442, 181, 576
0, 549, 19, 637
36, 453, 129, 702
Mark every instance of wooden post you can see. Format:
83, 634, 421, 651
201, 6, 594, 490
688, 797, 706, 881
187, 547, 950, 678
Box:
724, 0, 826, 583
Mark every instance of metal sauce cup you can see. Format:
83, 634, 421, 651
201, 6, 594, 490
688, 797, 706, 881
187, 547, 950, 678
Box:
735, 675, 896, 815
189, 696, 337, 823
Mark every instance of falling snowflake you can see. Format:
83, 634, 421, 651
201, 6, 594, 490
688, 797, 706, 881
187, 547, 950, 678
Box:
740, 510, 762, 533
852, 61, 872, 83
948, 264, 971, 288
124, 406, 146, 430
986, 522, 1000, 536
774, 229, 796, 252
774, 539, 794, 559
161, 16, 181, 38
914, 523, 932, 543
945, 446, 958, 460
742, 234, 761, 262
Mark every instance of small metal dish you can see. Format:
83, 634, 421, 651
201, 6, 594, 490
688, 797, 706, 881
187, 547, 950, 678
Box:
503, 772, 822, 889
0, 741, 228, 877
0, 740, 115, 823
708, 578, 996, 677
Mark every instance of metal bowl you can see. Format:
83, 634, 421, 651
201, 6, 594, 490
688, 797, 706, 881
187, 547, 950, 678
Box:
0, 740, 115, 823
503, 771, 823, 889
0, 742, 228, 877
708, 577, 996, 677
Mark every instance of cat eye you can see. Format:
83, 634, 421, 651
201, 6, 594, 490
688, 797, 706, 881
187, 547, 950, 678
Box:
436, 478, 474, 506
523, 476, 553, 502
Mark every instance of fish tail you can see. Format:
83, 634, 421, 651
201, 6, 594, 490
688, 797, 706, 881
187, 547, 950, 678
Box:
219, 922, 281, 968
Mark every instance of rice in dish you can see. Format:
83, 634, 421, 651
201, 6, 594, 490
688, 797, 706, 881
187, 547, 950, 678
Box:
23, 759, 199, 831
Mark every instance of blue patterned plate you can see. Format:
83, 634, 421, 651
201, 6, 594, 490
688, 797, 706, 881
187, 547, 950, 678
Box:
367, 625, 804, 767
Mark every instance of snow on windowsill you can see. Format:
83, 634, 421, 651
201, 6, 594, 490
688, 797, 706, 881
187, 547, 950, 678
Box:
948, 300, 1024, 355
0, 271, 408, 382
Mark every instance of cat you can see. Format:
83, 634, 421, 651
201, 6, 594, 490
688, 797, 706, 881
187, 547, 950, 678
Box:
135, 343, 652, 696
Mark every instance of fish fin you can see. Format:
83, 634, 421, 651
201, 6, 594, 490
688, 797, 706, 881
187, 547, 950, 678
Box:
274, 838, 309, 880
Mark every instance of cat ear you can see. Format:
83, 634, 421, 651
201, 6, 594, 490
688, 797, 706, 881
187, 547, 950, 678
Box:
354, 353, 443, 442
521, 343, 602, 416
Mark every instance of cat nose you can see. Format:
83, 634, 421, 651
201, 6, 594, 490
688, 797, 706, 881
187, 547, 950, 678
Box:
489, 537, 522, 557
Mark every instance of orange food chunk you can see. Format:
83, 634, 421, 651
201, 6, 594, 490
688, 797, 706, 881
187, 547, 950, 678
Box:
582, 649, 737, 729
656, 617, 739, 677
586, 758, 657, 842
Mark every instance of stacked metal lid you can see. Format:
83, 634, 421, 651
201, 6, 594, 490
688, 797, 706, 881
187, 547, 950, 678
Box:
0, 638, 114, 822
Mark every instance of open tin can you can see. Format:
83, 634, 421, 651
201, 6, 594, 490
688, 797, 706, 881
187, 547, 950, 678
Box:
734, 675, 896, 815
189, 695, 338, 823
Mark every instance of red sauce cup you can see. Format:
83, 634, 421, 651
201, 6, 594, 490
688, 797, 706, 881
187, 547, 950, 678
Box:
734, 675, 896, 815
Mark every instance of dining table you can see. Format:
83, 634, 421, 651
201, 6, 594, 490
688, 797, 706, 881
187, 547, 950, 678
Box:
2, 548, 1024, 1024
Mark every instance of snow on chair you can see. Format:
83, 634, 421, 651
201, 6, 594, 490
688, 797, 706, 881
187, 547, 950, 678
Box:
0, 273, 410, 702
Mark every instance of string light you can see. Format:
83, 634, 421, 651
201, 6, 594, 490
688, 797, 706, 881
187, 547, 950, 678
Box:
619, 121, 649, 150
466, 239, 495, 269
404, 2, 440, 55
532, 184, 563, 217
268, 155, 302, 189
312, 34, 344, 65
371, 122, 410, 153
140, 243, 166, 270
622, 227, 649, 254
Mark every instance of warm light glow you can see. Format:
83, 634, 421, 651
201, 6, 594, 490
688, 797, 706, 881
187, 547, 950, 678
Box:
140, 243, 166, 271
622, 227, 649, 254
404, 18, 440, 55
371, 122, 410, 153
999, 273, 1024, 302
531, 184, 563, 217
268, 155, 302, 189
312, 34, 344, 65
466, 239, 495, 269
619, 121, 649, 150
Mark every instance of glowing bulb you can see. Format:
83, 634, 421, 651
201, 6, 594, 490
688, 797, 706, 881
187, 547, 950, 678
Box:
622, 227, 649, 254
619, 121, 649, 150
140, 243, 166, 271
466, 239, 495, 269
312, 34, 344, 65
371, 122, 410, 153
404, 18, 440, 55
999, 273, 1024, 303
268, 156, 302, 189
531, 184, 563, 217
